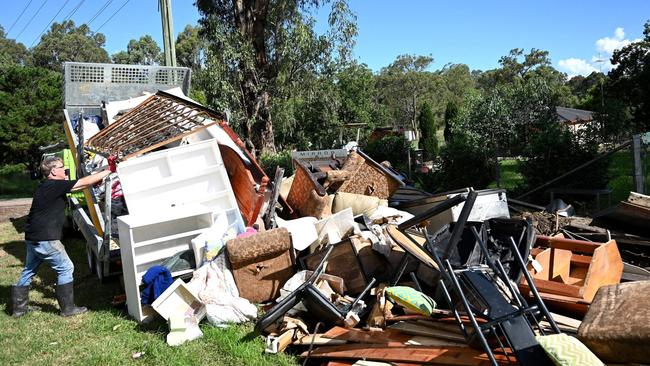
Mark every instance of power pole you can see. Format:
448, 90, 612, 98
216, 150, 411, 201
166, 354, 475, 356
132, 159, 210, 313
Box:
159, 0, 177, 66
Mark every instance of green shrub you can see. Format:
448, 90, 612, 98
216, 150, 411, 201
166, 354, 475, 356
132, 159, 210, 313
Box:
362, 135, 409, 171
259, 150, 294, 179
435, 135, 495, 190
519, 123, 609, 202
418, 102, 439, 160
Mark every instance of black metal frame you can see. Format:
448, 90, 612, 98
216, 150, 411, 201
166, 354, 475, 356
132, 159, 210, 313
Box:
393, 188, 561, 366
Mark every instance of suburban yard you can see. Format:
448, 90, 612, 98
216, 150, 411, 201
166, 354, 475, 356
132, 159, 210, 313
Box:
0, 145, 647, 365
0, 216, 297, 366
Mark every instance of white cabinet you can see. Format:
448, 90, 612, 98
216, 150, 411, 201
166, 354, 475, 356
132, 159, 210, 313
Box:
117, 138, 244, 229
117, 204, 213, 322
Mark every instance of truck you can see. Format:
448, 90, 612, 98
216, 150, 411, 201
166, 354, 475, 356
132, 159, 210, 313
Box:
61, 62, 192, 281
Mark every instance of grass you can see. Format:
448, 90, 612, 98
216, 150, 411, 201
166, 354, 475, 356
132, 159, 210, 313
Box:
488, 148, 650, 206
0, 216, 298, 366
607, 150, 650, 203
488, 159, 524, 191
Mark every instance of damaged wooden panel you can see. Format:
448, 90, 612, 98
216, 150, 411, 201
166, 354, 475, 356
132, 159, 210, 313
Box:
85, 91, 223, 160
301, 344, 514, 365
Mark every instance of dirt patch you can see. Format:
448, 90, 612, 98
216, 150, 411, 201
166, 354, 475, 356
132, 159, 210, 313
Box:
0, 198, 31, 222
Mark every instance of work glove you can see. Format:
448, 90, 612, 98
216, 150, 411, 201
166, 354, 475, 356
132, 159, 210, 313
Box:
108, 155, 118, 173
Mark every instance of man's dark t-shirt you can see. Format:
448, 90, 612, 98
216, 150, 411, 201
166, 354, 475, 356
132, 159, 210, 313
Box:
25, 179, 77, 241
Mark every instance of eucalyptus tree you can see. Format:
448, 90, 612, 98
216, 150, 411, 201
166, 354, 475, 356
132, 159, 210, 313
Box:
196, 0, 357, 156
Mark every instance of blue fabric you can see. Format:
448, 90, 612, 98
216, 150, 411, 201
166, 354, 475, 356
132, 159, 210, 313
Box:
17, 240, 74, 286
140, 266, 173, 305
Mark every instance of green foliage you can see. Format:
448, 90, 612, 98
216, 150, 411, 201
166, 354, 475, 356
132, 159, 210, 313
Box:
376, 54, 440, 132
196, 0, 357, 155
436, 134, 495, 189
30, 21, 109, 71
607, 20, 650, 133
0, 26, 28, 66
418, 102, 438, 159
443, 100, 458, 143
337, 62, 381, 130
259, 150, 294, 178
519, 122, 609, 202
0, 65, 63, 170
175, 25, 205, 71
111, 35, 161, 65
363, 135, 409, 170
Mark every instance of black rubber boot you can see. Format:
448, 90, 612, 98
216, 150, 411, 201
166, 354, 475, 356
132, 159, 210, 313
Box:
11, 285, 31, 317
55, 282, 88, 317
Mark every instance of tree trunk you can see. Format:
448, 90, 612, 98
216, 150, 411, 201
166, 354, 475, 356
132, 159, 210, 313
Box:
234, 0, 276, 157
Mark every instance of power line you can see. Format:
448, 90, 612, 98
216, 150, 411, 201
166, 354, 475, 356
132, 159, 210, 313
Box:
95, 0, 130, 33
30, 0, 71, 47
64, 0, 86, 21
87, 0, 114, 26
6, 0, 34, 36
14, 0, 48, 40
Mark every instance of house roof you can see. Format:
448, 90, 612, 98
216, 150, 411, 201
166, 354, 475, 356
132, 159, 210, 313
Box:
556, 106, 595, 124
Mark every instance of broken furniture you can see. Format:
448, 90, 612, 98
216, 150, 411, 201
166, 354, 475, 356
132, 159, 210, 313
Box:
87, 90, 270, 227
226, 228, 295, 303
116, 138, 244, 230
519, 235, 623, 317
286, 158, 331, 219
335, 150, 405, 199
151, 278, 206, 322
391, 187, 510, 235
151, 278, 207, 346
301, 239, 369, 295
577, 280, 650, 364
396, 189, 559, 366
117, 204, 213, 322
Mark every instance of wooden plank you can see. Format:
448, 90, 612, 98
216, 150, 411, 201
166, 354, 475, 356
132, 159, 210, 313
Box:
521, 278, 582, 298
405, 336, 467, 348
549, 312, 582, 329
294, 334, 347, 346
301, 344, 513, 365
536, 235, 600, 254
582, 240, 623, 302
63, 118, 105, 237
388, 321, 466, 342
323, 326, 411, 346
386, 225, 439, 270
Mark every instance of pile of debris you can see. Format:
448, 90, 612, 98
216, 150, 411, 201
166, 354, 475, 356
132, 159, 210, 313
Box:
76, 89, 650, 365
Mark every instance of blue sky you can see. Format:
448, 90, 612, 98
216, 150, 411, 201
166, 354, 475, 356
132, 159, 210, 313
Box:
1, 0, 649, 77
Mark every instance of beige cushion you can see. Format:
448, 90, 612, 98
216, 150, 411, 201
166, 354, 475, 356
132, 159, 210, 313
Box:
331, 192, 388, 216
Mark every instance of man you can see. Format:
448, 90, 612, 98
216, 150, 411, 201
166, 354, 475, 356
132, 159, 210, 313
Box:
10, 155, 115, 317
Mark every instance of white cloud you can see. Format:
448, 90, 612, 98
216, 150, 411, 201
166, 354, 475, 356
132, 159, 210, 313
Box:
557, 27, 641, 77
595, 27, 637, 54
558, 58, 597, 78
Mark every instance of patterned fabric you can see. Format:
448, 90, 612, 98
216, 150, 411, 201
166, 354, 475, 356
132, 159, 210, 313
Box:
385, 286, 436, 316
536, 334, 604, 366
226, 228, 294, 303
286, 161, 331, 219
338, 152, 401, 199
